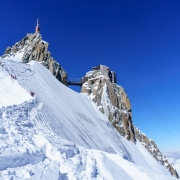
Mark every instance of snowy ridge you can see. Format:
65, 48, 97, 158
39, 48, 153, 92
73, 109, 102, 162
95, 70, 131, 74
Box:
0, 59, 176, 179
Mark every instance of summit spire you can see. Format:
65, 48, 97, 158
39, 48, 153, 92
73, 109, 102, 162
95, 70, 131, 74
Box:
35, 19, 40, 33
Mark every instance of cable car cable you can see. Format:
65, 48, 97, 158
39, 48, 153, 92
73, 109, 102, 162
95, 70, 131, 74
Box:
124, 86, 180, 143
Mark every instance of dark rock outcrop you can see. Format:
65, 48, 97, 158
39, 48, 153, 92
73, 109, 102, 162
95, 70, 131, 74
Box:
1, 33, 68, 86
135, 128, 179, 178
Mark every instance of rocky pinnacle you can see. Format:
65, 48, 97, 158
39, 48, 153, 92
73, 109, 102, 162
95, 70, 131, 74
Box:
1, 33, 68, 86
81, 68, 179, 179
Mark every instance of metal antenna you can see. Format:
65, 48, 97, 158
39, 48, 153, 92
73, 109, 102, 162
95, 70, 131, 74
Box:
37, 19, 39, 26
35, 19, 40, 33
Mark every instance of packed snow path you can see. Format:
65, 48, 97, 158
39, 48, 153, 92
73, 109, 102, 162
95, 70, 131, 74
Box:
0, 60, 175, 179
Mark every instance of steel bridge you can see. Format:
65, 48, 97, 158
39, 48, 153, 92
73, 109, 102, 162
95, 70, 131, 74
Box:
68, 78, 83, 86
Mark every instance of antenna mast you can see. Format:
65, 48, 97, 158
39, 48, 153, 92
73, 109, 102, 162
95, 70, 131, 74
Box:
35, 19, 40, 33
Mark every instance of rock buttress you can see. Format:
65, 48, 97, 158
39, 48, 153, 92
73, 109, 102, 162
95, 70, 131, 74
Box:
1, 33, 68, 86
81, 70, 136, 143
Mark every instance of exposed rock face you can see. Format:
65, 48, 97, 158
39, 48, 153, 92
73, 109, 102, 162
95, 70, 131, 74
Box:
81, 68, 179, 179
81, 70, 136, 143
134, 128, 179, 178
1, 33, 68, 85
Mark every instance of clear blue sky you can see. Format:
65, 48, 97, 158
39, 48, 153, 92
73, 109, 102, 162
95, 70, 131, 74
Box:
0, 0, 180, 151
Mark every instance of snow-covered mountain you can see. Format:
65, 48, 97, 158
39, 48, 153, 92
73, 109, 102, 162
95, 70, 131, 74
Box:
0, 33, 179, 179
2, 33, 68, 85
81, 68, 179, 178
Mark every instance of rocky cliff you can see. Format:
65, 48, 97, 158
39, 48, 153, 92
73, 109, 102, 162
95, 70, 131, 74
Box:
81, 70, 135, 143
81, 67, 179, 179
134, 128, 179, 178
1, 33, 68, 85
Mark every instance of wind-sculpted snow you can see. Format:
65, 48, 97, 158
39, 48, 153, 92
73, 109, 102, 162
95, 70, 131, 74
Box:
0, 59, 176, 179
0, 99, 131, 179
0, 100, 44, 171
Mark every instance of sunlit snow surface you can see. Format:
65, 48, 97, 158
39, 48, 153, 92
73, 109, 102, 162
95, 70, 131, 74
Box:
2, 51, 24, 62
0, 63, 32, 108
0, 59, 175, 180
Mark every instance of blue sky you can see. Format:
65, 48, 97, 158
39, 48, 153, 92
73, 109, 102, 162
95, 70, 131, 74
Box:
0, 0, 180, 151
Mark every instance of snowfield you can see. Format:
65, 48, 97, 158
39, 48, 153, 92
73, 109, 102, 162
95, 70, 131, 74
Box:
0, 59, 176, 179
0, 64, 32, 108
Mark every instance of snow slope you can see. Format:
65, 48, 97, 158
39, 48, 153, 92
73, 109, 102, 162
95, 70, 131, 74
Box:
0, 59, 175, 179
2, 51, 24, 62
0, 62, 32, 108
